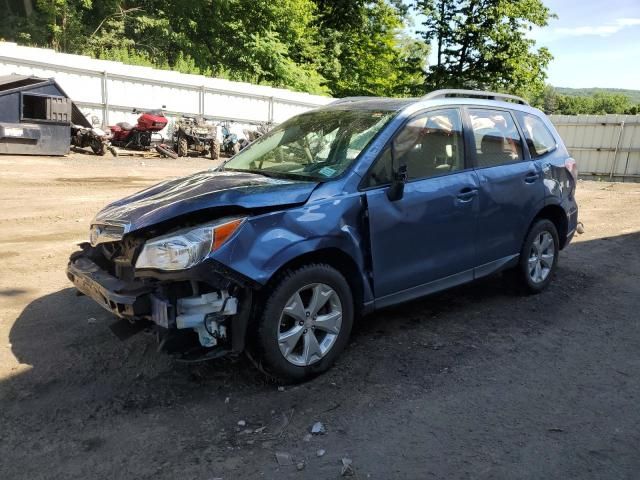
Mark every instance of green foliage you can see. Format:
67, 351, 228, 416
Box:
415, 0, 554, 99
533, 85, 640, 115
555, 87, 640, 105
3, 0, 563, 101
314, 0, 427, 97
1, 0, 427, 97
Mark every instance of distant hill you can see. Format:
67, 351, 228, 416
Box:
555, 87, 640, 104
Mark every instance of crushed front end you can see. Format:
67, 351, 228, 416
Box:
67, 219, 254, 361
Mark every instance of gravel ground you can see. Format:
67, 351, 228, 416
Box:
1, 154, 639, 479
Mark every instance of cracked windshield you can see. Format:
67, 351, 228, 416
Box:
223, 109, 396, 181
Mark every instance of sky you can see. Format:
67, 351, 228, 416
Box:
407, 0, 640, 90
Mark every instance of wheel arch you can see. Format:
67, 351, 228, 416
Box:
533, 204, 569, 249
263, 247, 367, 318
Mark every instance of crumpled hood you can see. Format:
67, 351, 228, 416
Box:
93, 170, 318, 231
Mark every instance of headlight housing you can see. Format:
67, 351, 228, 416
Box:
135, 217, 245, 271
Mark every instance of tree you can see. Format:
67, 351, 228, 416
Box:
313, 0, 427, 97
415, 0, 554, 99
1, 0, 428, 97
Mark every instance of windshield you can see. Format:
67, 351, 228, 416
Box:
223, 108, 396, 181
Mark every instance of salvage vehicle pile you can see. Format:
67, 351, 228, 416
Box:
71, 108, 268, 159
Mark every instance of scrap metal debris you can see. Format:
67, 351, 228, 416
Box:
275, 452, 294, 466
311, 421, 326, 435
341, 457, 355, 477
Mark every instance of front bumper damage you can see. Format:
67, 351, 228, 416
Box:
66, 244, 253, 361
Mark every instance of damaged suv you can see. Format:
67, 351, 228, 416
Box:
67, 90, 579, 381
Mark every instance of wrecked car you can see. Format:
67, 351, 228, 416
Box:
67, 90, 579, 381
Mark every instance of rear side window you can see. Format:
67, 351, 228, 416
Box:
468, 109, 523, 168
515, 112, 557, 158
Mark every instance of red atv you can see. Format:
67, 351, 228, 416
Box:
109, 107, 176, 158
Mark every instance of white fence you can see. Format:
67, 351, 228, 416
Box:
1, 42, 638, 179
550, 114, 640, 180
0, 42, 331, 132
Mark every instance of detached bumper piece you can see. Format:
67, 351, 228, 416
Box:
67, 249, 243, 361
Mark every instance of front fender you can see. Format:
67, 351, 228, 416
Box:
212, 193, 371, 291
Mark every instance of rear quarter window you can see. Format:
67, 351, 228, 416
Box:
515, 112, 557, 158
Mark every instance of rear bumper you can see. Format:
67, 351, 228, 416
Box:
565, 204, 579, 248
66, 251, 152, 319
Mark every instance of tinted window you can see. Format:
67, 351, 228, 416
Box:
365, 108, 464, 187
516, 112, 557, 158
469, 109, 523, 168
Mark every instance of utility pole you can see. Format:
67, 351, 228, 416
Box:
437, 0, 444, 68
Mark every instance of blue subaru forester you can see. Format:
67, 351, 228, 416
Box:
68, 90, 579, 381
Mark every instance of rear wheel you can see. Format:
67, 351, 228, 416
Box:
251, 264, 354, 382
515, 219, 559, 294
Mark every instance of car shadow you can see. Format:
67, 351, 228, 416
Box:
3, 231, 639, 410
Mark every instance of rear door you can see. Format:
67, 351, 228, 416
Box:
363, 108, 480, 302
465, 108, 544, 271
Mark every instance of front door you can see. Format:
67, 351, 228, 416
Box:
363, 108, 480, 302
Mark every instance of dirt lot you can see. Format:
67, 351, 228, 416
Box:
1, 154, 639, 479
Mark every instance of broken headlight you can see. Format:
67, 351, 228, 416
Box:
135, 217, 245, 271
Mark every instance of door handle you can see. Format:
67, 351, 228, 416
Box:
456, 187, 478, 202
524, 171, 539, 183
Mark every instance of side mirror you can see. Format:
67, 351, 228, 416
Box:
387, 164, 407, 202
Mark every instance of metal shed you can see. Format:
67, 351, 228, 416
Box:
0, 74, 88, 155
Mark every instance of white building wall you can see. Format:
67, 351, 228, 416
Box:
0, 42, 332, 135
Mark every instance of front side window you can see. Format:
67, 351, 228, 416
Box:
515, 112, 557, 158
364, 108, 464, 187
469, 109, 524, 168
223, 109, 396, 182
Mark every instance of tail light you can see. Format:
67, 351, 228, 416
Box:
565, 158, 578, 181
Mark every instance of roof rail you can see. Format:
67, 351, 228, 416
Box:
422, 89, 529, 106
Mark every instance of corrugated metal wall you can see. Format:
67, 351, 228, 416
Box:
550, 114, 640, 180
0, 42, 331, 133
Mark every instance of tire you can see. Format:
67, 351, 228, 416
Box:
155, 144, 178, 159
515, 219, 559, 294
251, 264, 354, 383
177, 137, 188, 157
90, 140, 106, 156
210, 138, 220, 160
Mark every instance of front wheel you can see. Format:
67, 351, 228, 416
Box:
251, 264, 354, 382
90, 140, 106, 156
515, 219, 559, 294
177, 136, 188, 157
210, 138, 220, 160
155, 144, 178, 159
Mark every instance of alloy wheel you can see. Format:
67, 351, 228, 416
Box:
528, 231, 555, 284
277, 283, 342, 366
